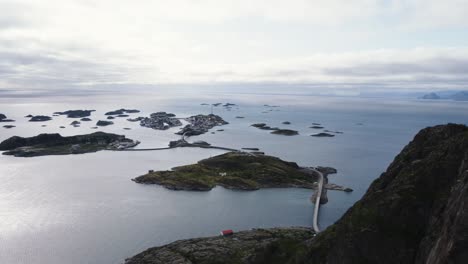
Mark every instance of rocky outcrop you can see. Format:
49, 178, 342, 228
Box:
176, 114, 228, 136
53, 110, 95, 118
0, 113, 15, 122
125, 227, 314, 264
96, 120, 114, 126
29, 115, 52, 122
0, 132, 138, 157
297, 123, 468, 264
105, 109, 140, 115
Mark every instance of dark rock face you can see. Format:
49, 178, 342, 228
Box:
297, 124, 468, 264
96, 120, 114, 126
29, 115, 52, 122
54, 110, 95, 118
125, 227, 314, 264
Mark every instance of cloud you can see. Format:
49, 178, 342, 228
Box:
0, 0, 467, 90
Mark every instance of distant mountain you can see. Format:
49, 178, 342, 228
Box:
420, 92, 441, 100
450, 91, 468, 101
420, 90, 468, 101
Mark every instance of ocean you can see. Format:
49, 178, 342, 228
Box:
1, 89, 467, 264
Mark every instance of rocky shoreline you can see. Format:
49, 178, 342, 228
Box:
124, 227, 314, 264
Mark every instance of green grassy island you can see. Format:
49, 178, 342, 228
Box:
133, 152, 319, 191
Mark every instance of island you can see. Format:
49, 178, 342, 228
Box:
53, 110, 95, 118
140, 112, 182, 130
311, 132, 335, 137
133, 152, 319, 191
251, 123, 279, 130
96, 120, 114, 126
251, 123, 297, 135
0, 113, 15, 122
3, 125, 15, 129
105, 109, 140, 115
270, 129, 299, 136
176, 114, 228, 136
0, 132, 139, 157
80, 117, 92, 121
29, 115, 52, 122
310, 125, 324, 129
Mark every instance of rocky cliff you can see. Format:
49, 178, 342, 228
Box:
298, 123, 468, 264
125, 124, 468, 264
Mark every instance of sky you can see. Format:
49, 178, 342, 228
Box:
1, 0, 468, 92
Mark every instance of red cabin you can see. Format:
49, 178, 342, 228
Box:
220, 229, 234, 236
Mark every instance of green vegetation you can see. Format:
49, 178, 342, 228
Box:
0, 132, 138, 157
134, 152, 318, 191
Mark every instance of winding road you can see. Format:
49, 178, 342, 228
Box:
312, 168, 324, 233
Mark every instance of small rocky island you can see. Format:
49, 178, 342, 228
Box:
125, 227, 314, 264
0, 132, 139, 157
176, 114, 228, 136
105, 109, 140, 115
96, 120, 114, 126
29, 115, 52, 122
53, 110, 95, 118
0, 113, 15, 122
133, 152, 319, 191
251, 123, 298, 136
271, 129, 299, 136
140, 112, 182, 130
311, 132, 335, 137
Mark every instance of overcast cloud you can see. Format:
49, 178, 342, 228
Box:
0, 0, 468, 90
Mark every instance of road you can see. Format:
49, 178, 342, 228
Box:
308, 168, 324, 233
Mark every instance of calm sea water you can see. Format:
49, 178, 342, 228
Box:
0, 90, 467, 264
